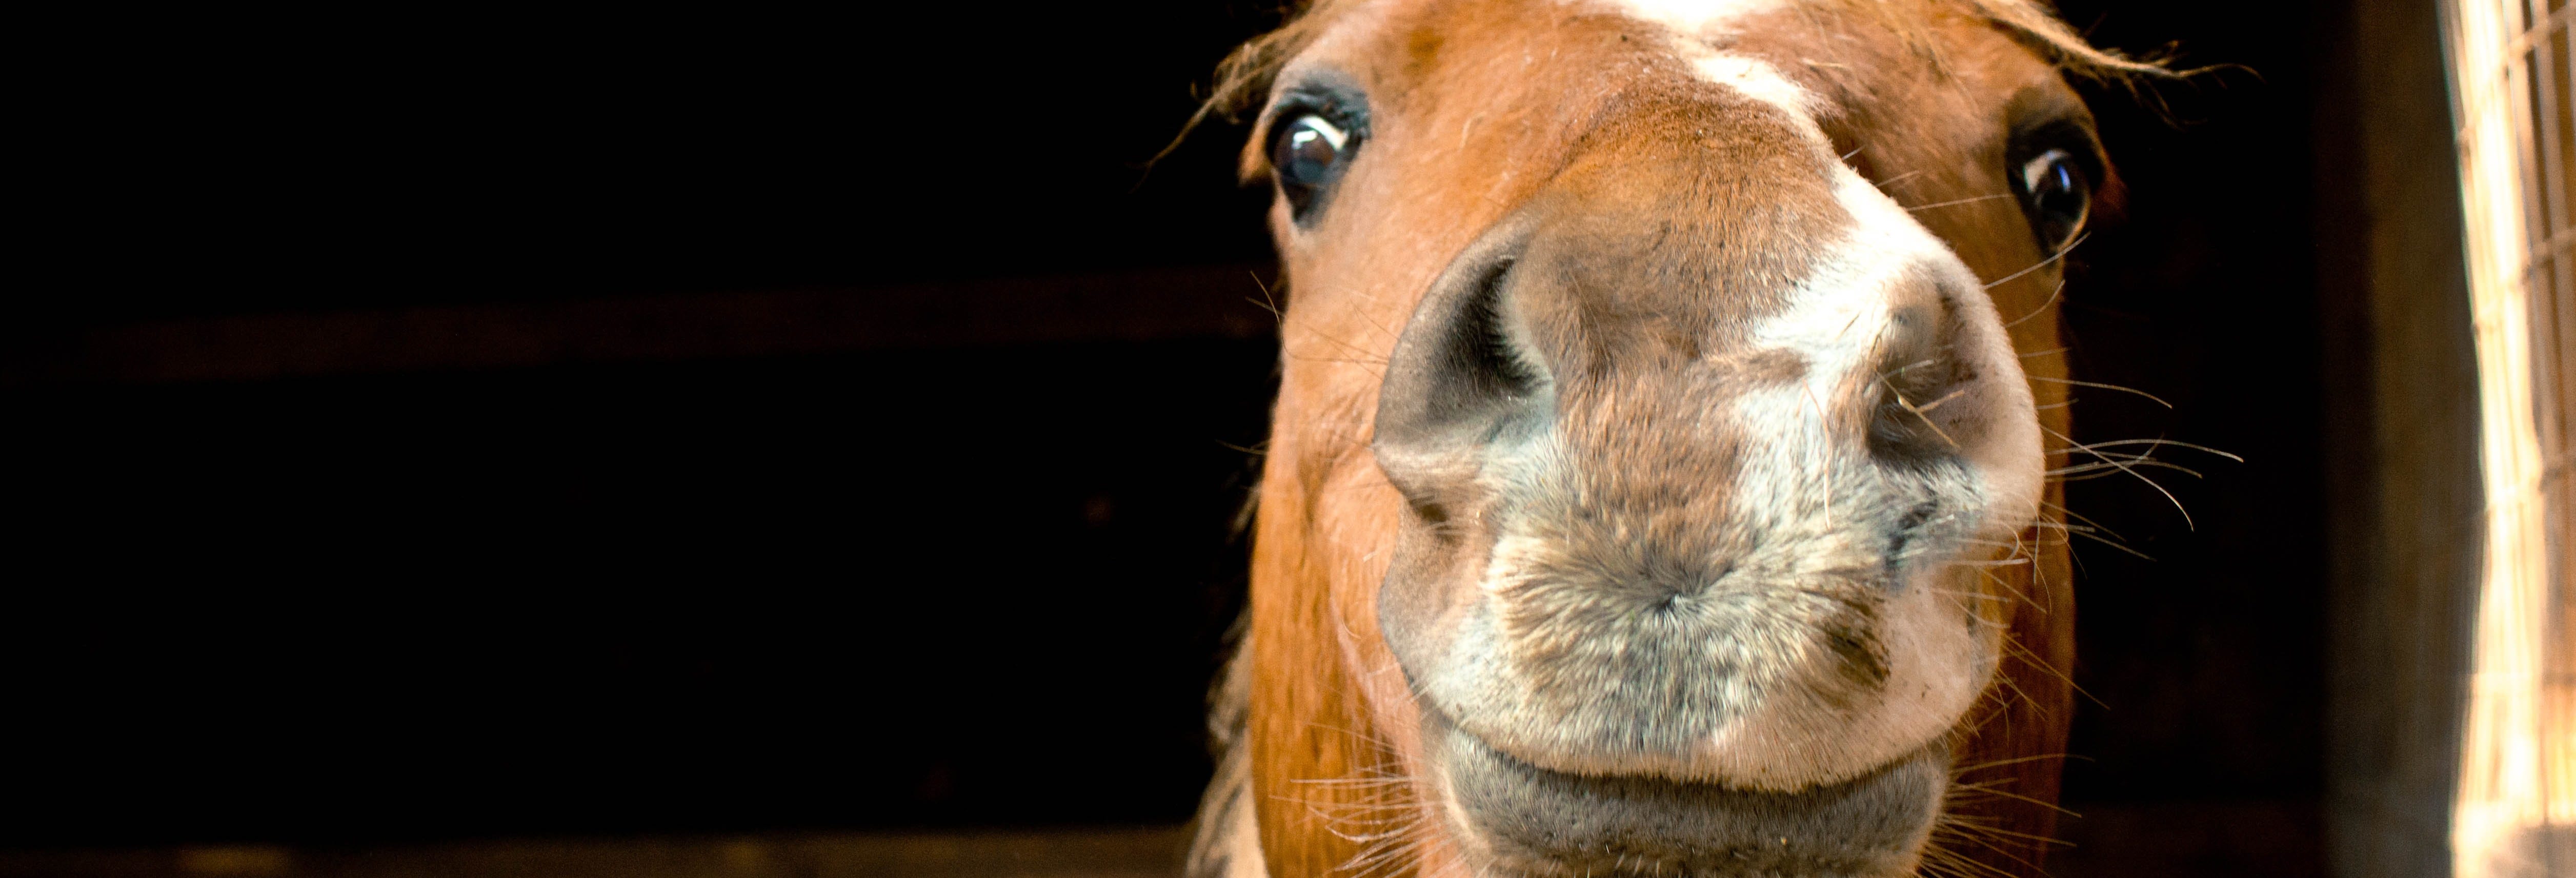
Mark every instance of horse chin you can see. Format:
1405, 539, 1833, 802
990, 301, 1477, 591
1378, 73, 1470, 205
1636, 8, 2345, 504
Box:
1422, 708, 1946, 878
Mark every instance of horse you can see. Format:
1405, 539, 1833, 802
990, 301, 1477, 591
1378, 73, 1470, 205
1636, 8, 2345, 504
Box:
1180, 1, 2175, 875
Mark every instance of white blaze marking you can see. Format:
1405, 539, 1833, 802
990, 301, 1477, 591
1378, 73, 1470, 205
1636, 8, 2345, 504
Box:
1603, 0, 1790, 34
1594, 0, 1822, 121
1690, 168, 2040, 784
1746, 171, 1952, 393
1690, 52, 1820, 118
1731, 165, 2046, 535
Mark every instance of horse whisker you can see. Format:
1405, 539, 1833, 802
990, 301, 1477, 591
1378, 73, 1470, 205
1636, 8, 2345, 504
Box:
1905, 193, 2018, 212
2044, 424, 2196, 529
1985, 233, 2088, 291
2060, 437, 2244, 460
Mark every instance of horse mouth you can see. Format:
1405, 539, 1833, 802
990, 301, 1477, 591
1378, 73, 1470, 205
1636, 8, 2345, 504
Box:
1422, 708, 1946, 878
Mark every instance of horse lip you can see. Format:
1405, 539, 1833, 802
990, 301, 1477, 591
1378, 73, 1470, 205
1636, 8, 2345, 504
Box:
1422, 707, 1945, 877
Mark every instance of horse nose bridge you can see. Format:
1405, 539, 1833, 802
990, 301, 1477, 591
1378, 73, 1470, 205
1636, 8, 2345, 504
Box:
1383, 200, 1835, 450
1371, 117, 2007, 504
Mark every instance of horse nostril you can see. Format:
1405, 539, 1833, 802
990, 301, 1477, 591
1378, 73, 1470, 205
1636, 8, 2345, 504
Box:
1895, 501, 1938, 532
1375, 219, 1551, 459
1886, 501, 1941, 566
1444, 257, 1541, 400
1866, 296, 1977, 469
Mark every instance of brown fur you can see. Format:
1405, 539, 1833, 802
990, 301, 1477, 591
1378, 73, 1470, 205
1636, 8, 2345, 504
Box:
1209, 2, 2167, 875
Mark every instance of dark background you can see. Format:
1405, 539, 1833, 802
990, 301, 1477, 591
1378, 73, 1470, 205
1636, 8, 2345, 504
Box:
9, 0, 2331, 868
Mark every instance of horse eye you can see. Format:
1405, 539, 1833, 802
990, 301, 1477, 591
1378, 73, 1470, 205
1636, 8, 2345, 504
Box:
2017, 148, 2090, 254
1270, 113, 1356, 221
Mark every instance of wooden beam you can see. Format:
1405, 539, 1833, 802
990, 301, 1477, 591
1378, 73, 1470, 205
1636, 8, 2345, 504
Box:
2313, 0, 2488, 874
